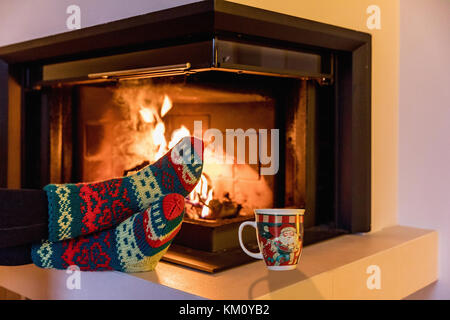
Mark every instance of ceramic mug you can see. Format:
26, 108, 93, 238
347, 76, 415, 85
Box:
238, 209, 304, 271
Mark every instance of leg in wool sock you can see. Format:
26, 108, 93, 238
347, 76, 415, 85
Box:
45, 136, 203, 242
32, 193, 185, 272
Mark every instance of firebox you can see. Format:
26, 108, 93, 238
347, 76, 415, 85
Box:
0, 0, 371, 273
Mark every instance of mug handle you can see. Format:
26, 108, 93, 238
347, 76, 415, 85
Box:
238, 221, 263, 260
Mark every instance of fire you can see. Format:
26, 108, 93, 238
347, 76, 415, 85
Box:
152, 122, 167, 160
144, 96, 171, 161
201, 188, 214, 218
138, 94, 214, 219
187, 174, 214, 218
160, 95, 173, 117
169, 126, 190, 149
139, 107, 155, 124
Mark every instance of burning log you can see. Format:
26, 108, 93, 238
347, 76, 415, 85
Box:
123, 160, 150, 176
205, 198, 242, 219
193, 193, 242, 220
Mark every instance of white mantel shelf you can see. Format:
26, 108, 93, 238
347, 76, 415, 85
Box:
0, 225, 438, 300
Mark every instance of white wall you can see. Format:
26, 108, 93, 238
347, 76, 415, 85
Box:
0, 0, 201, 47
398, 0, 450, 299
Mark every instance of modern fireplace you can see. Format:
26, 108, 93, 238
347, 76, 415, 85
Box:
0, 0, 371, 272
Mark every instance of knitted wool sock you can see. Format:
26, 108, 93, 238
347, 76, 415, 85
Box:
45, 136, 203, 242
32, 193, 185, 272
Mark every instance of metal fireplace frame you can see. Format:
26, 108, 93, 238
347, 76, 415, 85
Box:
0, 0, 371, 237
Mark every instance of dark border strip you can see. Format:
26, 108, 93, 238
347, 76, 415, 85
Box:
0, 60, 7, 188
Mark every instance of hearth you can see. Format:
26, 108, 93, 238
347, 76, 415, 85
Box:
0, 0, 371, 273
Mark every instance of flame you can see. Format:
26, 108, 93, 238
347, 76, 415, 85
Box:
189, 174, 207, 203
201, 188, 214, 218
138, 95, 172, 161
188, 173, 214, 219
161, 95, 173, 117
169, 126, 191, 149
137, 94, 214, 218
152, 122, 167, 160
139, 107, 155, 124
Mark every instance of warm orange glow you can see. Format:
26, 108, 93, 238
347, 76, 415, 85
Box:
201, 188, 214, 218
136, 94, 213, 218
161, 95, 173, 117
187, 173, 214, 218
139, 107, 155, 124
169, 125, 191, 149
190, 174, 207, 203
152, 122, 167, 159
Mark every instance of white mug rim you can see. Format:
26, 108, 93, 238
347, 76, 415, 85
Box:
254, 208, 305, 216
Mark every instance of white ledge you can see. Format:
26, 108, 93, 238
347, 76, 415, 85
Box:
0, 225, 438, 299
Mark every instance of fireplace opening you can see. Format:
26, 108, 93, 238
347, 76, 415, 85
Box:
77, 75, 278, 218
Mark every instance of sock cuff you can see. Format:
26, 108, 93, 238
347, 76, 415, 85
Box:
31, 240, 55, 269
45, 184, 82, 242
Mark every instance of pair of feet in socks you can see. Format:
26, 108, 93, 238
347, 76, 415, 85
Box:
32, 136, 203, 272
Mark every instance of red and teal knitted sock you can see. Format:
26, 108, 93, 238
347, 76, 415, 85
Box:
45, 136, 203, 242
32, 193, 185, 272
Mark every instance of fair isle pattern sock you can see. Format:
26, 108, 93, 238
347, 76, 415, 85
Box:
45, 136, 203, 242
32, 193, 185, 272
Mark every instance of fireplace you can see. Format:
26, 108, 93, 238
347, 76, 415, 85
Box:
0, 0, 371, 273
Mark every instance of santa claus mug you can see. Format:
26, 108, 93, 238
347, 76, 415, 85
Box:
238, 209, 305, 271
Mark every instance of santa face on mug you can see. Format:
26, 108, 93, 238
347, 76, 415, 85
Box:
279, 226, 297, 249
